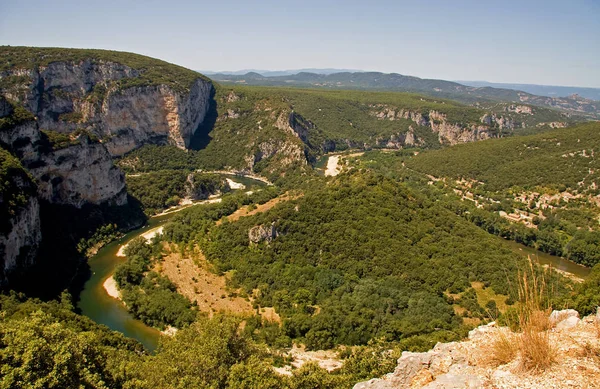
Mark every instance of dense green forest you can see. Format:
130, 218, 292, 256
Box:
3, 47, 600, 389
114, 237, 197, 329
0, 293, 404, 389
159, 170, 532, 350
406, 122, 600, 193
126, 170, 229, 214
388, 122, 600, 267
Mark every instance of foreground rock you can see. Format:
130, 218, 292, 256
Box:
355, 310, 600, 389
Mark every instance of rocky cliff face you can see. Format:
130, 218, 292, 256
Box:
0, 48, 214, 290
248, 222, 279, 244
2, 59, 213, 157
0, 112, 126, 207
84, 80, 212, 156
1, 54, 214, 204
0, 196, 41, 287
480, 113, 521, 131
0, 148, 42, 287
370, 105, 497, 146
31, 138, 127, 207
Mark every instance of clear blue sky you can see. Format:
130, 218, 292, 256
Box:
1, 0, 599, 87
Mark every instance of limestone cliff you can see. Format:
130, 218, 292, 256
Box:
0, 149, 41, 287
370, 105, 495, 146
31, 137, 127, 207
0, 47, 214, 290
2, 58, 213, 157
0, 105, 126, 207
0, 196, 41, 287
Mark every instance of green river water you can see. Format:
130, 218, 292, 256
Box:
76, 175, 591, 351
77, 214, 169, 350
503, 238, 591, 279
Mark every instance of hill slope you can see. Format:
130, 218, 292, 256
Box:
210, 71, 600, 119
458, 80, 600, 101
406, 121, 600, 192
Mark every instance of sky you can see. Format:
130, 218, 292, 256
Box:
1, 0, 599, 87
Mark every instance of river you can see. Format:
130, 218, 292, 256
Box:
77, 175, 266, 351
503, 239, 591, 280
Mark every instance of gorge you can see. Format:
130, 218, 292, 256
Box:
2, 46, 600, 389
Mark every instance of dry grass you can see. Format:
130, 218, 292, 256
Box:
516, 261, 556, 372
155, 244, 254, 317
488, 331, 518, 367
579, 341, 600, 361
490, 259, 557, 372
216, 192, 302, 225
519, 325, 556, 372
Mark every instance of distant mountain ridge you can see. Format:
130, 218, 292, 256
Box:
458, 81, 600, 101
209, 71, 600, 119
202, 68, 364, 77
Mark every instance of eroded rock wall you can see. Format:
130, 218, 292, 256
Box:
2, 60, 213, 156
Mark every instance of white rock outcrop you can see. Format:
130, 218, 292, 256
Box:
370, 105, 496, 146
354, 311, 600, 389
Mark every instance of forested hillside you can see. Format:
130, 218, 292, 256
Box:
1, 46, 208, 92
159, 170, 528, 350
406, 122, 600, 192
119, 83, 573, 201
0, 293, 401, 388
2, 46, 599, 389
389, 122, 600, 267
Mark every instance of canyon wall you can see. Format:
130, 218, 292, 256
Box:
0, 52, 214, 286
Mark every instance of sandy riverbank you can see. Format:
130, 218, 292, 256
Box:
116, 226, 164, 257
152, 197, 223, 218
226, 178, 245, 190
325, 155, 341, 176
102, 275, 177, 336
103, 276, 121, 300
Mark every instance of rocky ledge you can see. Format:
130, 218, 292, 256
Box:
355, 309, 600, 389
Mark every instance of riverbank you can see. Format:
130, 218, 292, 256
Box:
116, 226, 164, 257
325, 155, 341, 176
323, 152, 365, 177
226, 178, 245, 190
503, 238, 591, 280
151, 198, 223, 218
198, 169, 273, 185
103, 276, 121, 299
78, 174, 271, 349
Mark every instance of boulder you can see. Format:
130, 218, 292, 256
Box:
556, 316, 580, 330
248, 222, 278, 244
550, 309, 579, 326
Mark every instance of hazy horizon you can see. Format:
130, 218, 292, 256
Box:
1, 0, 599, 88
201, 68, 600, 90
